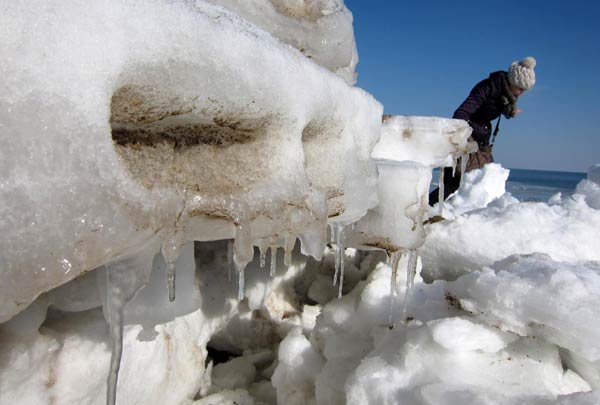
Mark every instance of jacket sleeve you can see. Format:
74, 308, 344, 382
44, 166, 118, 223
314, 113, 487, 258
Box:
452, 78, 492, 121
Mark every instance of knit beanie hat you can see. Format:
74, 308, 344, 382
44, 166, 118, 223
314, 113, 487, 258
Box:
507, 56, 536, 90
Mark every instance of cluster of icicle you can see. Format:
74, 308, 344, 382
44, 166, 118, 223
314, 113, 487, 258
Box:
103, 219, 424, 404
105, 227, 307, 405
436, 153, 470, 216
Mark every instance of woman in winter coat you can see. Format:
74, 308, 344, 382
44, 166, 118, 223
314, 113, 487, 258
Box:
429, 56, 537, 205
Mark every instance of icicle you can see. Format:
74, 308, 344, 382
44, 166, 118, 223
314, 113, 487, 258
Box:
438, 168, 445, 217
284, 235, 295, 267
270, 246, 277, 277
165, 262, 175, 302
333, 224, 345, 290
328, 223, 336, 244
407, 249, 418, 288
232, 223, 252, 301
106, 268, 124, 405
161, 232, 184, 302
104, 252, 153, 405
259, 245, 266, 268
227, 239, 234, 282
459, 154, 468, 188
387, 251, 402, 327
237, 264, 245, 301
401, 249, 419, 323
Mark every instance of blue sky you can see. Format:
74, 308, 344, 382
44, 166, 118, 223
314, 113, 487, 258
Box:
345, 0, 600, 173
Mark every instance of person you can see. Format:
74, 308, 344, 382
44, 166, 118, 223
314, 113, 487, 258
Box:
429, 56, 536, 205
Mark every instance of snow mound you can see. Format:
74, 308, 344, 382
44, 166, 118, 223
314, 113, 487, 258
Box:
421, 164, 600, 281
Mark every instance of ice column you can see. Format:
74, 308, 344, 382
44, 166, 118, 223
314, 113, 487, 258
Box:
284, 234, 295, 267
401, 249, 418, 322
270, 246, 277, 277
161, 230, 185, 302
438, 168, 445, 216
105, 251, 155, 405
258, 245, 267, 268
459, 153, 468, 187
387, 251, 402, 326
233, 222, 253, 301
331, 223, 346, 298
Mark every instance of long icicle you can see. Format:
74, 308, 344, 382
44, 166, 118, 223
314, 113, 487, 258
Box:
105, 253, 152, 405
402, 249, 419, 323
337, 226, 346, 298
438, 168, 445, 216
270, 246, 277, 277
166, 262, 176, 302
387, 251, 402, 327
284, 235, 295, 268
161, 232, 184, 303
332, 224, 340, 285
259, 245, 266, 268
237, 263, 245, 302
460, 154, 468, 188
106, 267, 124, 405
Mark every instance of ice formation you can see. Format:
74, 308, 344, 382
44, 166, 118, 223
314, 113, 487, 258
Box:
4, 0, 600, 404
272, 165, 600, 405
420, 163, 600, 282
204, 0, 359, 84
0, 0, 381, 323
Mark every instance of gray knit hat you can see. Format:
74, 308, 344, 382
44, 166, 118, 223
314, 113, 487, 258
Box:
507, 56, 536, 90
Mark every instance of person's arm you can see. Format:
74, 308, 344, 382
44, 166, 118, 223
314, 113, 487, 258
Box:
453, 78, 492, 121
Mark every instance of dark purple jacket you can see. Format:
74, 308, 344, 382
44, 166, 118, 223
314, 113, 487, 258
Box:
453, 71, 508, 147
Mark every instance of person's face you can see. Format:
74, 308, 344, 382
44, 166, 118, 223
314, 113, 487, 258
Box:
510, 85, 525, 97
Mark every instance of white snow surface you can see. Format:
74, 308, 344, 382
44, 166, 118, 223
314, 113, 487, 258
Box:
421, 164, 600, 281
205, 0, 359, 84
372, 115, 476, 168
272, 164, 600, 404
0, 0, 382, 322
3, 0, 600, 404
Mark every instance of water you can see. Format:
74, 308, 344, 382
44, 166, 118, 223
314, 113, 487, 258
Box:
431, 168, 586, 202
506, 168, 585, 202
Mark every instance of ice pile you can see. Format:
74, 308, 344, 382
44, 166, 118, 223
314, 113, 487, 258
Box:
0, 0, 381, 323
348, 116, 474, 253
1, 0, 475, 403
204, 0, 359, 84
5, 0, 600, 403
421, 163, 600, 282
273, 164, 600, 404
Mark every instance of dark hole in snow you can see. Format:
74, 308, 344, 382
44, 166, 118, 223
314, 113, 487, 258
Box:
206, 345, 240, 366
